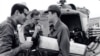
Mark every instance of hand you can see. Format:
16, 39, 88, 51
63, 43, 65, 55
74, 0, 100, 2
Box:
32, 25, 41, 38
35, 25, 41, 32
20, 41, 33, 50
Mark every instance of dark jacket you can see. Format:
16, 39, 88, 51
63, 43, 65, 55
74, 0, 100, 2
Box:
0, 18, 20, 56
24, 23, 35, 38
49, 20, 70, 56
24, 23, 43, 50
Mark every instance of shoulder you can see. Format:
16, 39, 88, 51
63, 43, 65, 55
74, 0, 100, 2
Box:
0, 21, 13, 29
60, 22, 70, 34
0, 21, 14, 34
60, 21, 69, 31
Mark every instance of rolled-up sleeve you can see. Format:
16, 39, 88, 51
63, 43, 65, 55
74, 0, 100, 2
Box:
0, 24, 14, 54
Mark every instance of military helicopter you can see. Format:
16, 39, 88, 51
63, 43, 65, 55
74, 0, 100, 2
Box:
57, 0, 90, 45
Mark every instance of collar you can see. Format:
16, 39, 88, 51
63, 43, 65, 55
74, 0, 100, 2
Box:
7, 17, 17, 30
53, 20, 62, 31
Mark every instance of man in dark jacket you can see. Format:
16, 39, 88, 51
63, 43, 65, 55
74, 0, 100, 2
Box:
45, 5, 70, 56
24, 9, 42, 38
0, 3, 33, 56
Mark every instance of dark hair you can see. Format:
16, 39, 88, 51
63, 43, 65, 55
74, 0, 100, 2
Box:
50, 10, 61, 17
31, 9, 40, 18
69, 4, 76, 10
11, 3, 29, 16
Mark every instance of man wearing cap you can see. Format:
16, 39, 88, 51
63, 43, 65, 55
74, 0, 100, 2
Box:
46, 5, 70, 56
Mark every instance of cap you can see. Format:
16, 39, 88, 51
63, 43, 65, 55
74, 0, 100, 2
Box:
45, 5, 61, 14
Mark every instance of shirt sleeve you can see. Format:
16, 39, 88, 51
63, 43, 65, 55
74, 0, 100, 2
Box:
59, 27, 70, 56
0, 24, 14, 54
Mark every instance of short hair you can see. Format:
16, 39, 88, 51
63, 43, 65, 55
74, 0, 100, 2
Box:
69, 4, 76, 10
11, 3, 29, 16
31, 9, 40, 18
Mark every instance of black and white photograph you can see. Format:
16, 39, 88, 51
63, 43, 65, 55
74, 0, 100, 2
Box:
0, 0, 100, 56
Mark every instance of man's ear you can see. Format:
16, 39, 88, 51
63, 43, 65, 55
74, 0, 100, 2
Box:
15, 10, 20, 15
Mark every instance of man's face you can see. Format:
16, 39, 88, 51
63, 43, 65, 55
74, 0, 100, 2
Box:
46, 12, 55, 26
32, 15, 40, 25
17, 9, 29, 25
